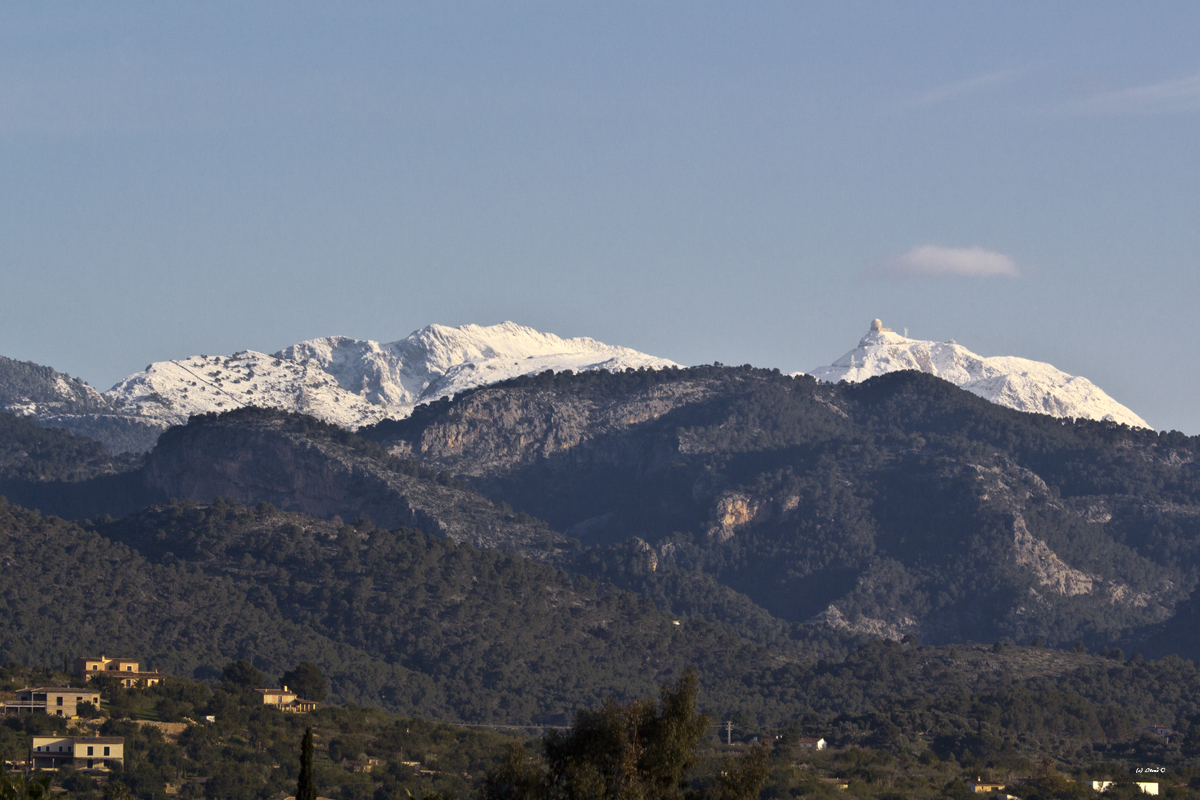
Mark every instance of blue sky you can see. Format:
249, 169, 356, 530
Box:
3, 2, 1199, 432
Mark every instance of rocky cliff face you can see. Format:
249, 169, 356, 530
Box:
373, 377, 714, 477
141, 409, 565, 558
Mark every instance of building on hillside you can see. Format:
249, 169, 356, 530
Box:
968, 778, 1007, 793
73, 655, 162, 687
1, 687, 101, 717
343, 757, 381, 773
795, 737, 827, 750
1145, 725, 1173, 738
255, 686, 318, 713
1091, 781, 1159, 795
30, 736, 123, 771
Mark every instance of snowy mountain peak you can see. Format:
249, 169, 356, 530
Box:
809, 320, 1149, 429
104, 322, 678, 436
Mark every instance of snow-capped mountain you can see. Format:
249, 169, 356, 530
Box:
107, 321, 677, 432
808, 320, 1149, 429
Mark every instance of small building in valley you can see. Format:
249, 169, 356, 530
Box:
795, 737, 827, 750
30, 736, 123, 771
2, 687, 102, 717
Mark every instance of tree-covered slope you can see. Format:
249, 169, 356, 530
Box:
363, 367, 1200, 652
0, 411, 137, 482
0, 496, 850, 724
7, 365, 1200, 656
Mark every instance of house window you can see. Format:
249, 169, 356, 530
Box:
57, 697, 63, 706
126, 666, 133, 671
56, 710, 63, 716
91, 665, 98, 670
104, 747, 110, 756
87, 759, 94, 769
87, 746, 94, 756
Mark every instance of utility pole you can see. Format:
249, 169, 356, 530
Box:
726, 720, 733, 746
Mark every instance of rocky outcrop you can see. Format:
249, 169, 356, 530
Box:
811, 605, 916, 641
1012, 515, 1096, 596
708, 493, 761, 541
371, 379, 715, 477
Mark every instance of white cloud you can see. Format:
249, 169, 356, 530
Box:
911, 68, 1024, 107
1069, 73, 1200, 115
874, 245, 1020, 279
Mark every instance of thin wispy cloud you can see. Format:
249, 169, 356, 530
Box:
911, 68, 1024, 107
1070, 73, 1200, 114
872, 245, 1021, 280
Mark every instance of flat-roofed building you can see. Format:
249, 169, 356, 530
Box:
1, 687, 102, 717
968, 778, 1007, 793
30, 736, 123, 771
255, 686, 318, 713
73, 654, 162, 687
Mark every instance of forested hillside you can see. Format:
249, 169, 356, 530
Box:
8, 644, 1200, 800
4, 364, 1200, 732
365, 366, 1200, 653
5, 363, 1200, 656
0, 496, 853, 724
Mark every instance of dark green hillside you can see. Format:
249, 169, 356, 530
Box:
0, 406, 565, 558
0, 411, 137, 482
365, 366, 1200, 652
6, 364, 1200, 656
0, 411, 151, 520
0, 498, 380, 694
1, 496, 851, 724
11, 643, 1200, 800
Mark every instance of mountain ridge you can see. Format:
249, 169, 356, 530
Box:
0, 319, 1156, 455
0, 322, 676, 452
808, 319, 1148, 429
362, 366, 1199, 651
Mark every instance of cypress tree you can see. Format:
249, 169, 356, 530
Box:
296, 726, 316, 800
